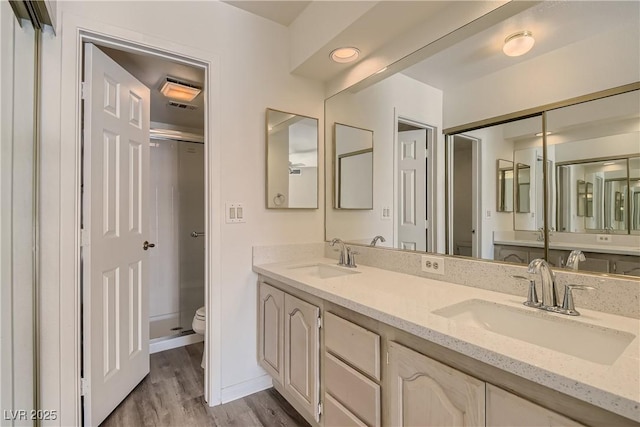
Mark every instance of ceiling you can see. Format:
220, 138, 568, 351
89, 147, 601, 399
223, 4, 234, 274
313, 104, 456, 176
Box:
99, 46, 205, 130
222, 1, 310, 26
402, 1, 640, 90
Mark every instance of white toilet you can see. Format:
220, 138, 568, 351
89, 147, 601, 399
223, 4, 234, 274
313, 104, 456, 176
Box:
192, 306, 206, 368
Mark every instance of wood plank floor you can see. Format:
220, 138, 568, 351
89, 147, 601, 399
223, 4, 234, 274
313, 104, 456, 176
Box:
101, 343, 310, 427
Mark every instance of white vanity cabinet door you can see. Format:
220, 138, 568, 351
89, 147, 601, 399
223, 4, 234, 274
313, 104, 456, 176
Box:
486, 384, 585, 427
387, 341, 485, 427
284, 293, 321, 422
258, 282, 285, 384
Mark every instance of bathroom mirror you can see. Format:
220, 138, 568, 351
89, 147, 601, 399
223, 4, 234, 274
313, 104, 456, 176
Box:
324, 0, 640, 275
496, 160, 514, 213
266, 108, 318, 209
334, 123, 374, 209
549, 90, 640, 236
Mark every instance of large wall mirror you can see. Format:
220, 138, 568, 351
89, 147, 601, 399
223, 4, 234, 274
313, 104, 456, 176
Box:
324, 1, 640, 277
266, 109, 319, 209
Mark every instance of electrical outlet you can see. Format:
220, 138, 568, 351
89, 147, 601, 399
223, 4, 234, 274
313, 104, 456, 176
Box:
596, 234, 612, 243
421, 255, 445, 275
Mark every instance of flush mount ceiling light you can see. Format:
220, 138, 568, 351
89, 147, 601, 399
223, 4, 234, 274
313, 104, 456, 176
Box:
160, 77, 202, 102
330, 47, 360, 63
503, 30, 535, 57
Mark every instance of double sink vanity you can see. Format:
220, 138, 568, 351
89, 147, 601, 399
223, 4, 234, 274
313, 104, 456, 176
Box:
253, 244, 639, 427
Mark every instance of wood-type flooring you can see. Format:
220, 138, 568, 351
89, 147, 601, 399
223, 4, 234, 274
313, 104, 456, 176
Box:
101, 342, 310, 427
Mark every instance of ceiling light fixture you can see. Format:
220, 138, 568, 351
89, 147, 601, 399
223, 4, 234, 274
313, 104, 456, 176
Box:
503, 30, 535, 57
160, 77, 202, 102
535, 131, 552, 137
603, 161, 616, 166
376, 67, 388, 74
330, 47, 360, 63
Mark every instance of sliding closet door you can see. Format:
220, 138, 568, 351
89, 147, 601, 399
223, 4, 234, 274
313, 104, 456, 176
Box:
0, 2, 37, 421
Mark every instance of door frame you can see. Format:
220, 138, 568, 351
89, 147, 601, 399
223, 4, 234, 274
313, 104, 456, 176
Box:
393, 111, 436, 252
445, 134, 482, 257
51, 14, 222, 425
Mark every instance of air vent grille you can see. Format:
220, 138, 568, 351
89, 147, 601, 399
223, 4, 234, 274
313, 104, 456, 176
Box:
168, 101, 198, 110
165, 76, 201, 90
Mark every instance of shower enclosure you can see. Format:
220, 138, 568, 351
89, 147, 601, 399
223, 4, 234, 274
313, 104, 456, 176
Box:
148, 132, 205, 340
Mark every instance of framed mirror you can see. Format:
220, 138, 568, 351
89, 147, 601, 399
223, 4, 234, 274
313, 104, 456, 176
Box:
496, 159, 514, 213
323, 0, 639, 276
266, 108, 318, 209
334, 123, 374, 209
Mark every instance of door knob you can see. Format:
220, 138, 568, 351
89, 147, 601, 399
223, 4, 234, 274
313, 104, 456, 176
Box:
143, 241, 156, 250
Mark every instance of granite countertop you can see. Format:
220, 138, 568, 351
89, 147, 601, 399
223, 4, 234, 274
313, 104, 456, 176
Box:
253, 258, 640, 422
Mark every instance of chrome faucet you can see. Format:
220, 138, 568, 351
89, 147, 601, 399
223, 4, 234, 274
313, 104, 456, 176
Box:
536, 227, 544, 242
330, 238, 359, 268
527, 258, 558, 309
564, 250, 586, 270
370, 235, 386, 246
330, 238, 348, 266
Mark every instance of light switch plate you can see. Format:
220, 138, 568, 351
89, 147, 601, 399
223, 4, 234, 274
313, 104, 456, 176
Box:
225, 202, 245, 223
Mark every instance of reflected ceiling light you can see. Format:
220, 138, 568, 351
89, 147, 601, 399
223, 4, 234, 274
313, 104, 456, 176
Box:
535, 131, 552, 137
503, 30, 535, 57
330, 47, 360, 63
603, 161, 616, 166
160, 77, 202, 102
376, 67, 388, 74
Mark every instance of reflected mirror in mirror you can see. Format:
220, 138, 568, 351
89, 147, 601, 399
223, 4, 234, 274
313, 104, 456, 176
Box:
630, 157, 640, 232
266, 109, 318, 209
497, 159, 514, 213
516, 163, 531, 213
334, 123, 374, 209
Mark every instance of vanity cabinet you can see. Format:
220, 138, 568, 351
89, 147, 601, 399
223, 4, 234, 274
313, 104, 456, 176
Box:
486, 384, 585, 427
258, 282, 285, 383
284, 293, 320, 421
324, 312, 381, 427
257, 281, 321, 423
387, 341, 486, 427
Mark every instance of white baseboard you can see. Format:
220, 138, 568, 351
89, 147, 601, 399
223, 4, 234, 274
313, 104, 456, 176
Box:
220, 374, 273, 404
150, 333, 204, 354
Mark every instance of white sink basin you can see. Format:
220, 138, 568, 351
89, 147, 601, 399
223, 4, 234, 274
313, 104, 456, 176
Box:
433, 299, 635, 365
288, 263, 361, 279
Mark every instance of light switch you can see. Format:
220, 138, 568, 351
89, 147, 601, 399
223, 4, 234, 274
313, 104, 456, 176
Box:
225, 202, 245, 223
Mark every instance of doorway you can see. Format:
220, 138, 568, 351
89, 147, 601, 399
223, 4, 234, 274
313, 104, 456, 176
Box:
80, 41, 207, 426
395, 118, 434, 252
447, 134, 481, 257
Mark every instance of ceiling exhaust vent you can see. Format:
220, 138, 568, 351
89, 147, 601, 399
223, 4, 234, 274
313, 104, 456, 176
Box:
168, 101, 198, 111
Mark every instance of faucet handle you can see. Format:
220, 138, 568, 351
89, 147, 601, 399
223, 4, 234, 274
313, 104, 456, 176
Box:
561, 284, 595, 316
512, 275, 541, 308
346, 247, 359, 268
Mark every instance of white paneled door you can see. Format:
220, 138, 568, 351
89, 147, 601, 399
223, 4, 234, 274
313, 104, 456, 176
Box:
397, 129, 427, 252
82, 43, 151, 426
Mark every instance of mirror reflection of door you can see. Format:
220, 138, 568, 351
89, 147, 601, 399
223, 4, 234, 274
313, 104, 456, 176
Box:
448, 135, 480, 257
496, 160, 514, 213
515, 163, 531, 213
396, 120, 432, 252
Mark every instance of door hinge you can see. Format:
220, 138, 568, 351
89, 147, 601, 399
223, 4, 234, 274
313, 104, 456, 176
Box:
81, 229, 90, 247
81, 82, 87, 100
80, 377, 89, 396
317, 315, 322, 329
317, 402, 323, 416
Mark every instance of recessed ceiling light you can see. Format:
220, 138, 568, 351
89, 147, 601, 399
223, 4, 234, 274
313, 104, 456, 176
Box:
603, 161, 616, 166
330, 47, 360, 63
535, 131, 552, 137
376, 67, 388, 74
503, 30, 535, 57
160, 77, 202, 102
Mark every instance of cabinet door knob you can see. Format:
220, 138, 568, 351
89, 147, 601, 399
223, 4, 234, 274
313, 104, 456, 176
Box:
143, 241, 156, 250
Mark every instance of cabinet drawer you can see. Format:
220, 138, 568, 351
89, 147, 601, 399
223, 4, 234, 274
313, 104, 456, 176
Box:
324, 352, 381, 427
324, 312, 380, 380
486, 384, 585, 427
324, 393, 367, 427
